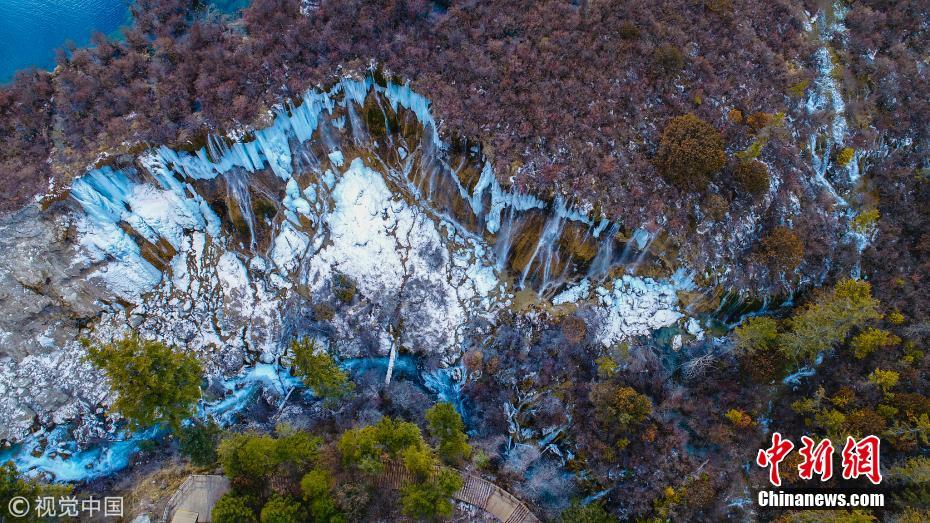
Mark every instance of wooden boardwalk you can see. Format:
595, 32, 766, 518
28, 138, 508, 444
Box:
162, 475, 230, 523
378, 462, 540, 523
163, 466, 539, 523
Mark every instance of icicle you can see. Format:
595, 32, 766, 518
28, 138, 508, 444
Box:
385, 329, 397, 385
587, 222, 620, 278
346, 102, 368, 145
493, 207, 518, 271
223, 170, 256, 248
518, 211, 565, 290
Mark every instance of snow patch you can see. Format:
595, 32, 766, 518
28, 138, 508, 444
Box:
552, 279, 591, 305
593, 275, 687, 347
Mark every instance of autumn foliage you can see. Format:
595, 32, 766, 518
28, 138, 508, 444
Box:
732, 159, 770, 197
655, 114, 726, 192
755, 227, 804, 273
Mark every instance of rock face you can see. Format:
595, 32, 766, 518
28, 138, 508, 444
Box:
0, 205, 111, 439
0, 77, 700, 444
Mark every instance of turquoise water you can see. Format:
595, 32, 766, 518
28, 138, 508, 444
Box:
0, 0, 251, 83
2, 356, 466, 482
0, 0, 132, 83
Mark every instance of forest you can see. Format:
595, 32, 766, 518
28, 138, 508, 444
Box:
1, 0, 926, 295
0, 0, 928, 521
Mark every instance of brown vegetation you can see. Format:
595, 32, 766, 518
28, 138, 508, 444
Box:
561, 316, 587, 345
732, 160, 770, 197
0, 0, 814, 221
755, 227, 805, 273
655, 114, 726, 192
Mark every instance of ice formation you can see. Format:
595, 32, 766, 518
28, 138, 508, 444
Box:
592, 271, 695, 348
0, 75, 709, 480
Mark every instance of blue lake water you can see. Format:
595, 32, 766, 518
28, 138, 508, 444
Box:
0, 0, 251, 83
0, 0, 132, 83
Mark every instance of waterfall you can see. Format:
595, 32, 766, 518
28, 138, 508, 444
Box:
493, 207, 518, 272
628, 238, 654, 274
222, 169, 256, 247
64, 71, 712, 321
518, 211, 565, 291
804, 7, 850, 206
587, 222, 620, 278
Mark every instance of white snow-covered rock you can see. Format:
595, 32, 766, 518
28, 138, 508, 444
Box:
593, 274, 687, 347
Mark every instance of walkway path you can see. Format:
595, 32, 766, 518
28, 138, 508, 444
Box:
162, 475, 230, 523
378, 462, 540, 523
163, 465, 539, 523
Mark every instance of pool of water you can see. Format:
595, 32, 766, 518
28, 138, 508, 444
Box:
0, 0, 252, 83
0, 0, 131, 83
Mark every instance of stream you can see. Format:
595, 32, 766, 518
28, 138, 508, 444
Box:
1, 355, 463, 482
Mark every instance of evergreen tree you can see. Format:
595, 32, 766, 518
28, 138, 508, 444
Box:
212, 494, 257, 523
218, 428, 322, 495
402, 445, 438, 480
218, 432, 280, 490
85, 334, 203, 431
425, 402, 471, 464
337, 417, 426, 476
400, 467, 462, 521
259, 495, 306, 523
290, 338, 354, 401
300, 469, 344, 522
0, 461, 72, 520
273, 425, 323, 469
179, 419, 221, 467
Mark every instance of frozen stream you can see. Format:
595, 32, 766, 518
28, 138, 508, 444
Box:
1, 355, 462, 482
0, 75, 715, 483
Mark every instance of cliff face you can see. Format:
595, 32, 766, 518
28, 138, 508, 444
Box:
0, 205, 113, 438
0, 6, 877, 463
0, 77, 705, 447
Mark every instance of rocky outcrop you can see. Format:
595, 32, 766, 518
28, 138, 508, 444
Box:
0, 77, 705, 446
0, 205, 112, 439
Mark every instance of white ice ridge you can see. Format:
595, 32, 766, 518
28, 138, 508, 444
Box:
805, 7, 850, 205
139, 77, 426, 183
593, 269, 695, 347
0, 340, 110, 445
70, 166, 221, 300
469, 162, 545, 234
303, 158, 503, 355
552, 278, 590, 305
69, 75, 598, 300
